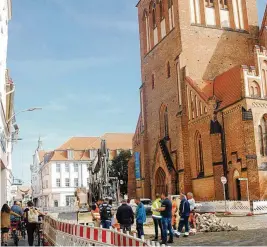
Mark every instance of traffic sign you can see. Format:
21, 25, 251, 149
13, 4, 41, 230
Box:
238, 178, 248, 181
221, 176, 227, 184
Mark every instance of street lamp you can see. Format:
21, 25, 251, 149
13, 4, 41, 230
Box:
6, 107, 42, 125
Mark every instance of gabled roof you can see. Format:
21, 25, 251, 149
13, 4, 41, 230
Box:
58, 137, 99, 150
186, 64, 249, 110
45, 133, 134, 162
100, 133, 133, 150
213, 65, 243, 109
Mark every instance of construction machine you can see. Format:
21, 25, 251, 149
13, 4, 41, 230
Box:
88, 139, 120, 206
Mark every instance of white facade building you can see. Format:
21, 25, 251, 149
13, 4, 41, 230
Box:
31, 134, 133, 208
0, 0, 13, 206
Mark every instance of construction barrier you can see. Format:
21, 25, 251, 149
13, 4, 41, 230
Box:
43, 215, 162, 246
196, 200, 252, 215
252, 200, 267, 214
40, 206, 79, 213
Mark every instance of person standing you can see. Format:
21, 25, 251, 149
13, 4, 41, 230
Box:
176, 193, 190, 237
158, 192, 173, 245
187, 192, 196, 230
135, 198, 146, 239
99, 198, 112, 229
10, 201, 23, 223
171, 197, 178, 230
1, 204, 21, 246
91, 204, 101, 227
151, 193, 163, 241
116, 199, 134, 233
23, 201, 44, 246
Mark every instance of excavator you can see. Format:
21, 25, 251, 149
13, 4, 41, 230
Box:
87, 139, 120, 206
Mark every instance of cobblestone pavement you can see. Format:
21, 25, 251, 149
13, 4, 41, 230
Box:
169, 228, 267, 246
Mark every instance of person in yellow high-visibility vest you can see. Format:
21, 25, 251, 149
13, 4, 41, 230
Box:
151, 193, 163, 241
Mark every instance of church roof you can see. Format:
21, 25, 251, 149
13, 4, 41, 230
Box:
213, 65, 243, 109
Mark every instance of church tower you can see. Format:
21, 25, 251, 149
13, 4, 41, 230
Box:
132, 0, 260, 199
178, 0, 259, 84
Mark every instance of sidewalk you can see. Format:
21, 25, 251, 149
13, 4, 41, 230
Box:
6, 238, 28, 246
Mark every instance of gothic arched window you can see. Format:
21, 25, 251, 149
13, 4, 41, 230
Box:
164, 107, 169, 138
259, 125, 264, 156
220, 0, 228, 9
160, 0, 164, 20
152, 74, 155, 89
250, 81, 261, 98
190, 91, 195, 119
168, 0, 174, 29
195, 131, 204, 178
144, 10, 151, 53
176, 62, 182, 106
205, 0, 214, 7
160, 105, 169, 138
167, 61, 171, 78
260, 114, 267, 156
262, 60, 267, 97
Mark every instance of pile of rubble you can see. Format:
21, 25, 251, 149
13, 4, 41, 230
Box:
195, 213, 238, 232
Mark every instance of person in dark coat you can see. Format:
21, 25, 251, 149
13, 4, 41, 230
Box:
176, 193, 190, 237
116, 199, 134, 233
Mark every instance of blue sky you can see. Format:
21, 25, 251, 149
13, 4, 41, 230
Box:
8, 0, 267, 183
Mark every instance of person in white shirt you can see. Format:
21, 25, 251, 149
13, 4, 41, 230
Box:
187, 192, 196, 230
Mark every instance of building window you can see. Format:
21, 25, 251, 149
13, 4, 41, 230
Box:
259, 125, 264, 156
152, 8, 156, 29
220, 0, 228, 9
67, 149, 73, 160
65, 178, 70, 187
46, 180, 48, 188
176, 62, 182, 106
56, 164, 60, 173
249, 81, 261, 98
205, 0, 214, 7
74, 178, 78, 187
259, 114, 267, 156
199, 101, 203, 115
168, 0, 174, 29
160, 105, 169, 139
65, 164, 69, 172
167, 61, 171, 78
262, 61, 267, 97
160, 0, 164, 20
164, 107, 169, 138
54, 200, 58, 207
56, 179, 60, 187
152, 74, 155, 89
195, 95, 198, 117
144, 10, 151, 53
74, 164, 78, 172
66, 195, 75, 206
195, 131, 204, 178
190, 91, 195, 119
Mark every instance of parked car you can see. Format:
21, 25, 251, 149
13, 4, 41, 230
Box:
129, 198, 152, 215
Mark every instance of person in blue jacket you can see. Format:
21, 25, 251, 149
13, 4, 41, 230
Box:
135, 198, 146, 238
176, 193, 191, 237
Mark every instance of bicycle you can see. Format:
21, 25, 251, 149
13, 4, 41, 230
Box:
10, 221, 20, 246
34, 221, 44, 246
20, 220, 26, 239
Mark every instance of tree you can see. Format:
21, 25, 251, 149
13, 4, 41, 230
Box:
109, 150, 132, 195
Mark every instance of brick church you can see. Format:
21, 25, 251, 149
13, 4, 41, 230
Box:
128, 0, 267, 201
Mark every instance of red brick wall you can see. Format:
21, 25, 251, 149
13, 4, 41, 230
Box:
129, 0, 262, 200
